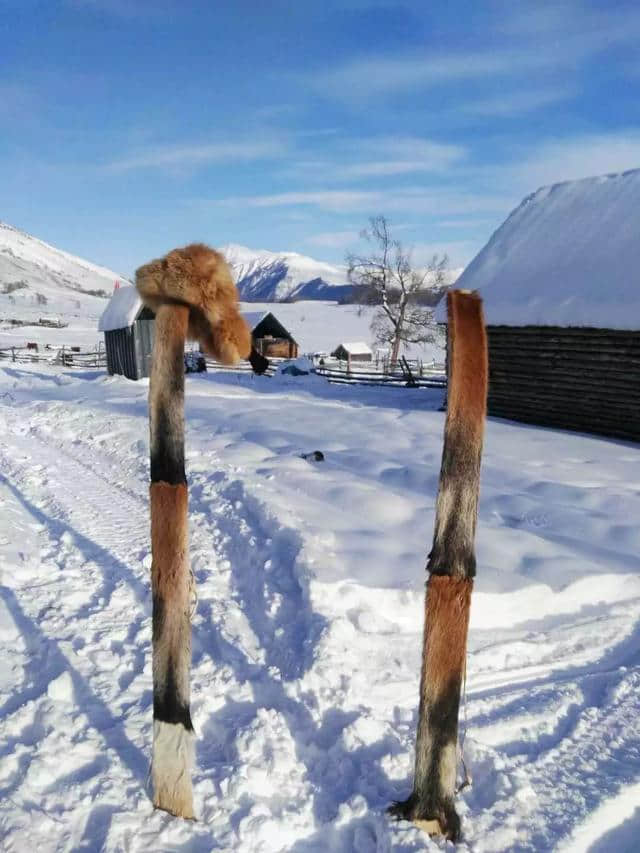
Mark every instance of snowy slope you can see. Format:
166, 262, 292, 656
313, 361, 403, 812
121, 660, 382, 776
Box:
455, 169, 640, 328
1, 363, 639, 851
222, 244, 353, 302
0, 222, 126, 331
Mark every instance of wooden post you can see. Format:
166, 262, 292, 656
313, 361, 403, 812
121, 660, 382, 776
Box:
389, 291, 487, 841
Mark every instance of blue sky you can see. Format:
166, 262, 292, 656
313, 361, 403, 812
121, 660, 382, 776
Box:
2, 0, 639, 276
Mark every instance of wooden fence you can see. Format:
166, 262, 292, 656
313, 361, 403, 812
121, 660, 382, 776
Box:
487, 325, 640, 442
204, 356, 279, 377
314, 357, 446, 389
0, 345, 447, 392
0, 345, 107, 368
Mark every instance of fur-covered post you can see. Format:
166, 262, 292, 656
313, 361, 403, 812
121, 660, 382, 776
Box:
390, 289, 488, 840
136, 243, 265, 818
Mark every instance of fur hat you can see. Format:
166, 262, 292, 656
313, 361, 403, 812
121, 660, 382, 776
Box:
135, 243, 252, 364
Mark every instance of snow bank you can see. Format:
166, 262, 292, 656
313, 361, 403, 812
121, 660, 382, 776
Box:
455, 169, 640, 329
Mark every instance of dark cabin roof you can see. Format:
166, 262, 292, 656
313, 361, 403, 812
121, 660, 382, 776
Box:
242, 311, 298, 344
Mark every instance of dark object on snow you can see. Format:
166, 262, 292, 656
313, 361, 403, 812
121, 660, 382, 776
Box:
184, 351, 207, 373
300, 450, 324, 462
281, 364, 309, 376
249, 347, 270, 375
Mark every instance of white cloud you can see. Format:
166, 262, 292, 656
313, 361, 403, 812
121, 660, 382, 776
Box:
460, 86, 576, 117
514, 132, 640, 188
209, 186, 513, 218
304, 230, 360, 250
312, 52, 516, 100
106, 139, 286, 172
280, 136, 466, 181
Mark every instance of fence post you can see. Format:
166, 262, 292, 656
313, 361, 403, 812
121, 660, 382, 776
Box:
11, 347, 15, 362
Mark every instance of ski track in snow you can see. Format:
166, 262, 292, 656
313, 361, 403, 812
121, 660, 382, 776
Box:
0, 365, 639, 852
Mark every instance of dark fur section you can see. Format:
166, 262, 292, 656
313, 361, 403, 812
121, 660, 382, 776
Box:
152, 595, 194, 730
427, 290, 487, 581
151, 407, 186, 484
427, 421, 480, 578
149, 305, 188, 485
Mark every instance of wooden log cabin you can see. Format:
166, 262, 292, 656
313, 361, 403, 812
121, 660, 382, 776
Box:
451, 169, 640, 443
242, 311, 299, 359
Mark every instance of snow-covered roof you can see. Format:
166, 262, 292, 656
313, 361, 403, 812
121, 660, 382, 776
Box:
241, 311, 267, 330
455, 169, 640, 329
98, 285, 143, 332
334, 341, 373, 355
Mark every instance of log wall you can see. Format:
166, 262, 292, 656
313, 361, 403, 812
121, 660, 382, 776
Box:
486, 326, 640, 442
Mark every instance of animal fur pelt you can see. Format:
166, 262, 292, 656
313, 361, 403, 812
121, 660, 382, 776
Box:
136, 243, 252, 365
389, 290, 487, 841
136, 243, 267, 819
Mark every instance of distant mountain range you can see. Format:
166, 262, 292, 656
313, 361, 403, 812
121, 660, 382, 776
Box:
0, 223, 458, 335
221, 244, 353, 303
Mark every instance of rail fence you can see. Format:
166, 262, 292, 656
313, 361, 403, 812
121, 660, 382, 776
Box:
313, 357, 446, 389
0, 344, 107, 368
0, 345, 447, 391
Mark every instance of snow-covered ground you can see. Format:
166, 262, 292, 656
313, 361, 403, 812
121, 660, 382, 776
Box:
0, 363, 638, 852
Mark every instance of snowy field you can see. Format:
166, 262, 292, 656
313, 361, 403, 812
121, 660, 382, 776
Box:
0, 363, 639, 852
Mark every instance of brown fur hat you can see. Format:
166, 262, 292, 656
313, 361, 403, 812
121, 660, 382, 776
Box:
135, 243, 251, 364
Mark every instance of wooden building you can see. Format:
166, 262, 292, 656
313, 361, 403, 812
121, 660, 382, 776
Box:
453, 169, 640, 442
98, 285, 154, 380
242, 311, 299, 358
331, 341, 373, 362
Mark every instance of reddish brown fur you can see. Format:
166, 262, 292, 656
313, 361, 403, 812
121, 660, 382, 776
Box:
150, 482, 189, 605
421, 575, 472, 701
136, 243, 251, 364
446, 291, 488, 442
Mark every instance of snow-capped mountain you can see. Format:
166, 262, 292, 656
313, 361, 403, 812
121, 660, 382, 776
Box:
222, 244, 353, 302
0, 221, 125, 327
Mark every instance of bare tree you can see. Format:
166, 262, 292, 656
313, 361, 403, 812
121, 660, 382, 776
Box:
346, 216, 448, 365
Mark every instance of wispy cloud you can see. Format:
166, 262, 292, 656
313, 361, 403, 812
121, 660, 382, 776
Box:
460, 86, 576, 118
304, 230, 360, 250
208, 186, 513, 218
310, 4, 640, 103
412, 240, 480, 269
67, 0, 176, 18
106, 138, 287, 172
311, 52, 516, 100
281, 136, 465, 182
215, 190, 376, 211
513, 131, 640, 188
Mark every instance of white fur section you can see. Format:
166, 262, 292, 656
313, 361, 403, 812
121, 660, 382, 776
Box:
439, 740, 457, 798
152, 720, 195, 819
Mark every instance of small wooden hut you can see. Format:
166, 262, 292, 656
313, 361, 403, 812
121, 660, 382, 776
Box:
453, 169, 640, 442
98, 285, 154, 380
243, 311, 299, 358
331, 342, 373, 362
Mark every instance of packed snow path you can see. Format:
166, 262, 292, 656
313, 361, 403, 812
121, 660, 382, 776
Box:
0, 365, 638, 851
